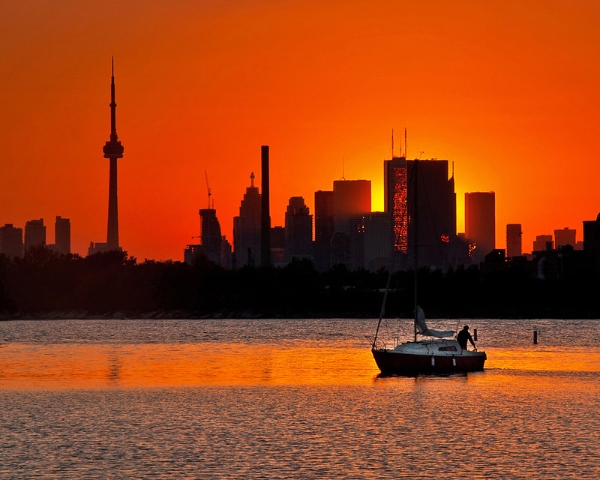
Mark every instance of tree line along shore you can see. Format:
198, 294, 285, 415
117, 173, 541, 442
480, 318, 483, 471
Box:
1, 247, 599, 320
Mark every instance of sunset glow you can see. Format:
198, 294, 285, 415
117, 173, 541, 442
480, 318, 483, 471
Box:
4, 343, 600, 390
2, 1, 600, 260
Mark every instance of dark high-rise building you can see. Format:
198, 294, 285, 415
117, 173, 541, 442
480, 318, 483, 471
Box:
332, 179, 371, 234
55, 216, 71, 255
0, 224, 24, 259
284, 196, 313, 263
233, 173, 262, 268
406, 159, 456, 268
384, 156, 408, 253
270, 226, 286, 266
554, 227, 576, 248
533, 234, 553, 252
331, 179, 370, 269
89, 59, 124, 255
24, 219, 46, 252
200, 208, 223, 264
364, 212, 392, 271
184, 208, 227, 266
465, 192, 496, 263
583, 214, 600, 270
314, 190, 334, 271
220, 236, 232, 269
506, 223, 522, 258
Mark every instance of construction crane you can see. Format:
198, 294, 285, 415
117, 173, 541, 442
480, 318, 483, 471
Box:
204, 169, 212, 209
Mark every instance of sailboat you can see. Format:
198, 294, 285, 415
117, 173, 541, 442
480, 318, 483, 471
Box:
371, 157, 486, 375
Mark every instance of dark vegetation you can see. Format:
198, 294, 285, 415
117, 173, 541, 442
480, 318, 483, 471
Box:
1, 246, 599, 319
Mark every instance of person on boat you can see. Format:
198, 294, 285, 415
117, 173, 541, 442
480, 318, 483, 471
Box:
457, 325, 476, 351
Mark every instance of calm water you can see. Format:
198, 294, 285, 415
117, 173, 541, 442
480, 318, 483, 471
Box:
1, 318, 599, 479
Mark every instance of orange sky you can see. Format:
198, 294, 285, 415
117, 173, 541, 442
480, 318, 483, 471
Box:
2, 0, 600, 261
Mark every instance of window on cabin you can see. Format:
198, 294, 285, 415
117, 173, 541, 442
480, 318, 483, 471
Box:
438, 346, 457, 352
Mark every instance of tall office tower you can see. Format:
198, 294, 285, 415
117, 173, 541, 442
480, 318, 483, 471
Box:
261, 146, 271, 267
55, 216, 71, 255
103, 59, 124, 251
332, 180, 371, 269
364, 212, 392, 271
465, 192, 496, 263
220, 236, 232, 269
406, 159, 457, 268
270, 226, 286, 266
24, 219, 46, 252
233, 172, 262, 268
384, 156, 408, 253
284, 196, 313, 263
314, 190, 334, 271
0, 224, 24, 259
332, 180, 371, 233
583, 214, 600, 269
554, 227, 576, 248
199, 208, 223, 265
506, 224, 522, 258
533, 234, 553, 252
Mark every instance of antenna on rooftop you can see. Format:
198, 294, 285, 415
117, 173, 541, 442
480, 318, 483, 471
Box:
404, 127, 408, 158
205, 169, 212, 209
392, 129, 394, 158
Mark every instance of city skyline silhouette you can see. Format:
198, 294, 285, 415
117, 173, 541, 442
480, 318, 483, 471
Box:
2, 2, 599, 261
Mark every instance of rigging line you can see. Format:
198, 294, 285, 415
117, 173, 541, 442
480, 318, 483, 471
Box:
373, 205, 408, 349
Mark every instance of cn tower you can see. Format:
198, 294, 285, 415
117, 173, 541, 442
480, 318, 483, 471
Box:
102, 58, 124, 250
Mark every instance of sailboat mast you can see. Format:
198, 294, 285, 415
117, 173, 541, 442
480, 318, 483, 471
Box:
413, 157, 418, 342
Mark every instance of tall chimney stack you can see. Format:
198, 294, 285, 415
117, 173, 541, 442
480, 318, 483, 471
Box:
261, 145, 271, 267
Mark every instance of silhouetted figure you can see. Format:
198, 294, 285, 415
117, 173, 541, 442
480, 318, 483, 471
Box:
457, 325, 476, 350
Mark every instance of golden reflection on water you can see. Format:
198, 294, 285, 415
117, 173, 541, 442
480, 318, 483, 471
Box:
0, 344, 379, 390
488, 347, 600, 372
1, 343, 599, 390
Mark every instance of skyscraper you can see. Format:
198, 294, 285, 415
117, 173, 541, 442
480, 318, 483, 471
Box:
90, 59, 124, 255
314, 190, 334, 271
384, 156, 408, 253
0, 224, 23, 259
284, 196, 313, 263
55, 216, 71, 255
533, 234, 553, 252
554, 227, 576, 248
506, 223, 522, 258
332, 179, 370, 269
583, 214, 600, 269
233, 173, 262, 268
364, 212, 392, 271
465, 192, 496, 263
199, 208, 223, 265
24, 219, 46, 252
270, 226, 286, 266
407, 159, 456, 268
332, 180, 371, 234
